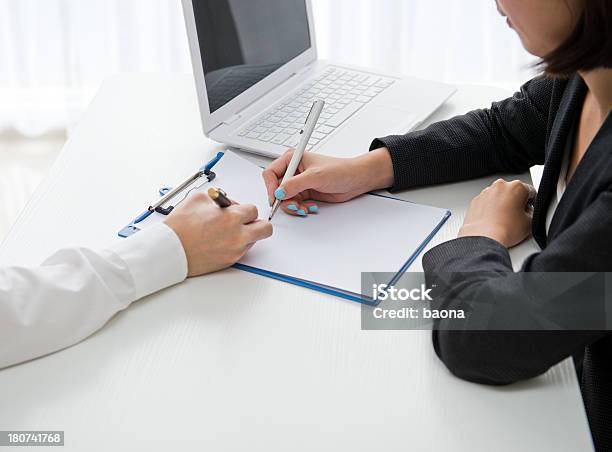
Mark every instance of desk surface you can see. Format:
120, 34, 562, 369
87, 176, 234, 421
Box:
0, 74, 593, 452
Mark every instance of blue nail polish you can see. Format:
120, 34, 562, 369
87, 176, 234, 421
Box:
288, 204, 298, 211
297, 209, 307, 216
275, 188, 286, 200
308, 205, 318, 213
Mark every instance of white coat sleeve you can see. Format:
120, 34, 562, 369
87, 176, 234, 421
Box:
0, 223, 188, 369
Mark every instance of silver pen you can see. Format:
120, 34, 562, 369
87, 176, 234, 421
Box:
268, 100, 326, 220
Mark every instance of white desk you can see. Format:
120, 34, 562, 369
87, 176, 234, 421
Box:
0, 74, 593, 452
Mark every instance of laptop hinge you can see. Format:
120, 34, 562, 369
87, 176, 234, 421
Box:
222, 114, 242, 126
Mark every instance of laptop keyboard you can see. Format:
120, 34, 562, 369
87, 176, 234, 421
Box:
237, 67, 396, 148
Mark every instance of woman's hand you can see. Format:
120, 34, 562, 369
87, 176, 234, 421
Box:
262, 147, 394, 216
165, 192, 273, 277
458, 178, 537, 248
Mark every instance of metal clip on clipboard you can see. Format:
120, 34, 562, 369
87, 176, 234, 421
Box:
118, 151, 225, 238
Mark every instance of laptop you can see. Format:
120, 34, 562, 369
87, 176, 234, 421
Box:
182, 0, 456, 159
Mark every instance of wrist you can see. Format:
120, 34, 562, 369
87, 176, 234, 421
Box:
164, 217, 195, 276
353, 147, 394, 192
457, 223, 509, 247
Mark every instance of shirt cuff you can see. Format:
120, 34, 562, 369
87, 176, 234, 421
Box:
107, 223, 188, 301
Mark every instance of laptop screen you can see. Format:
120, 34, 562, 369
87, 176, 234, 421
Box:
192, 0, 312, 113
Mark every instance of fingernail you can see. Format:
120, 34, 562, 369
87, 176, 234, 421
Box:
308, 205, 318, 213
288, 204, 298, 211
297, 209, 307, 216
274, 188, 286, 200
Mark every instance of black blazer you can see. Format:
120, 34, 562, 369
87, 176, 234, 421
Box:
371, 75, 612, 452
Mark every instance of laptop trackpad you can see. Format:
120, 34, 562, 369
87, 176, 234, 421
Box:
317, 106, 417, 159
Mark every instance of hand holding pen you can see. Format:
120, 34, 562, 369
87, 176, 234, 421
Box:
164, 188, 272, 276
262, 101, 397, 218
267, 100, 326, 220
262, 146, 395, 217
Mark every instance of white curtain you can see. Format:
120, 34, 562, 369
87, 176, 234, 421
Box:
314, 0, 537, 86
0, 0, 191, 135
0, 0, 537, 136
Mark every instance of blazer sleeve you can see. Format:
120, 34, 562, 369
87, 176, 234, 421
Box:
421, 188, 612, 385
370, 76, 555, 191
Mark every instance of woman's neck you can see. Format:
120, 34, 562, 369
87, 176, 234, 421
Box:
579, 68, 612, 122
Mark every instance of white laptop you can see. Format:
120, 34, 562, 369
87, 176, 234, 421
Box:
182, 0, 456, 159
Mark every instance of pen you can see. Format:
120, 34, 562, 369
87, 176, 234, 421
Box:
208, 187, 232, 208
268, 100, 325, 221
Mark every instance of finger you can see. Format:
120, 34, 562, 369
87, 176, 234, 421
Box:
302, 201, 319, 214
519, 211, 535, 239
244, 219, 274, 243
523, 184, 537, 212
187, 191, 215, 206
230, 204, 259, 224
281, 200, 309, 217
510, 180, 537, 204
264, 149, 294, 181
277, 170, 318, 200
263, 150, 297, 204
262, 169, 280, 206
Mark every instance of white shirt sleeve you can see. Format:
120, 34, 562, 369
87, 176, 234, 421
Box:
0, 223, 188, 369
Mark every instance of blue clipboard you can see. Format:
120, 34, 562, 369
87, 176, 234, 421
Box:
119, 151, 451, 306
118, 151, 225, 238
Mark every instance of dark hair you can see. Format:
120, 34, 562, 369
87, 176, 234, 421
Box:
542, 0, 612, 76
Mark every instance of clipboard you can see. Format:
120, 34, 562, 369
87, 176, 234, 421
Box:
118, 151, 225, 238
234, 206, 450, 306
119, 151, 451, 306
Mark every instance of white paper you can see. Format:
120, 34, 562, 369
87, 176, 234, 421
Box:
138, 152, 449, 296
